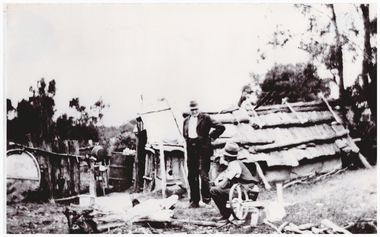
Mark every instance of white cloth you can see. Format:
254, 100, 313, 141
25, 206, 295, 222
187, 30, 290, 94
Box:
188, 116, 198, 139
219, 160, 242, 180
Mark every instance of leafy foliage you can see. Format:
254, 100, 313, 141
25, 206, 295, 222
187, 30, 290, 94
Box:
7, 78, 56, 144
7, 79, 107, 145
112, 120, 138, 152
345, 79, 377, 165
113, 131, 137, 152
56, 97, 103, 142
258, 63, 330, 105
56, 113, 99, 142
90, 96, 110, 126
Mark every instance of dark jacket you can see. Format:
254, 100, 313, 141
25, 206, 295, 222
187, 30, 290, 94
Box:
183, 113, 225, 156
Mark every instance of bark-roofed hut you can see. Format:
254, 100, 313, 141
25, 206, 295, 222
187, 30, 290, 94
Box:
208, 99, 361, 183
136, 98, 365, 193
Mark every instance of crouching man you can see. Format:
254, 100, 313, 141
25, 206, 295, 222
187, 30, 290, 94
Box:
210, 141, 259, 222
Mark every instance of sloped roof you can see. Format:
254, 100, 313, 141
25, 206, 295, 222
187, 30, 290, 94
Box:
209, 99, 358, 167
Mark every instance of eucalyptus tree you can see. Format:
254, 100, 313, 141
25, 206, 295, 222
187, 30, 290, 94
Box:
256, 4, 377, 121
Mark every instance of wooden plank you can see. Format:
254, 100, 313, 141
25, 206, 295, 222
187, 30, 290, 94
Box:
109, 177, 127, 181
173, 219, 226, 227
213, 138, 274, 147
139, 108, 171, 115
251, 129, 349, 153
143, 152, 155, 193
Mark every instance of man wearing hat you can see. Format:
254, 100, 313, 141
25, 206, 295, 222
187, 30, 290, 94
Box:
183, 100, 225, 208
210, 141, 259, 221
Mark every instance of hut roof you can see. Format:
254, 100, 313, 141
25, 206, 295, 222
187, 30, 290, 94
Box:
209, 99, 358, 167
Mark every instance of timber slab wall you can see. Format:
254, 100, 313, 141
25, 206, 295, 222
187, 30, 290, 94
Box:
8, 140, 83, 200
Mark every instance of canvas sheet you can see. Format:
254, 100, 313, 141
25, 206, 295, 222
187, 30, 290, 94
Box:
140, 100, 185, 150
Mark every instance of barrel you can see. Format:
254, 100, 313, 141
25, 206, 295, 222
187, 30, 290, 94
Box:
91, 146, 107, 160
109, 152, 134, 191
7, 149, 41, 203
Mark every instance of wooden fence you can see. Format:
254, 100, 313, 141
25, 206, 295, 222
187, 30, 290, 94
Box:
8, 140, 136, 201
12, 140, 83, 200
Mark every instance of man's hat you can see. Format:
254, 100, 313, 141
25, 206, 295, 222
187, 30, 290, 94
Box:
242, 85, 253, 94
189, 100, 199, 109
223, 141, 239, 158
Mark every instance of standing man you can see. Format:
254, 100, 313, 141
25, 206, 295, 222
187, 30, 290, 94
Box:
183, 100, 225, 208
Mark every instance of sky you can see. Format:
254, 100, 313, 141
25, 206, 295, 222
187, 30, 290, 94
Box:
4, 2, 376, 127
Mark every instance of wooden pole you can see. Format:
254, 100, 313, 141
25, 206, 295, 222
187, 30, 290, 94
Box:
182, 142, 190, 199
133, 132, 140, 190
358, 153, 372, 169
253, 161, 271, 190
320, 95, 342, 124
89, 158, 96, 205
159, 141, 166, 200
246, 100, 264, 128
285, 102, 307, 124
71, 140, 81, 196
276, 183, 283, 203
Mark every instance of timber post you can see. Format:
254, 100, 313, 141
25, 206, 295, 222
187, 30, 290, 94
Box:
89, 157, 96, 205
159, 140, 166, 199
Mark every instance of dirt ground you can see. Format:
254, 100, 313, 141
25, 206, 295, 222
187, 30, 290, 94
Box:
6, 166, 377, 234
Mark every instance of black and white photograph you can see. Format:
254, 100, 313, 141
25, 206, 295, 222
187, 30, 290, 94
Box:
4, 1, 377, 234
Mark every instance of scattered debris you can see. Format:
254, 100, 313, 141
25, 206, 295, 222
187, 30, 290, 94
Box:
321, 219, 352, 234
283, 167, 348, 189
263, 219, 282, 234
63, 195, 179, 233
173, 219, 226, 228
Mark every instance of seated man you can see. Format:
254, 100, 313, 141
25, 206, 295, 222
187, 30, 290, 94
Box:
210, 141, 259, 222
